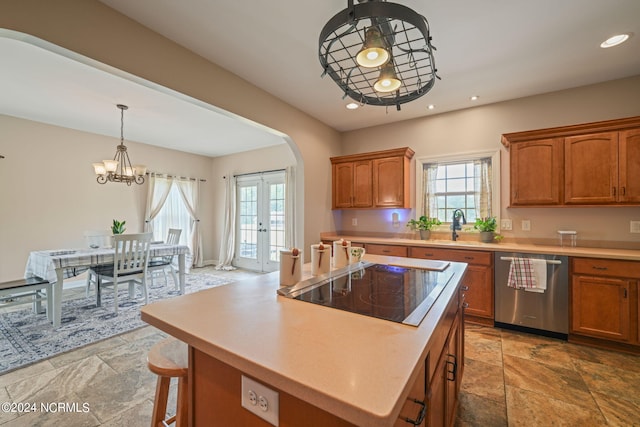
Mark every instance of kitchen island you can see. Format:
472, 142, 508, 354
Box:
141, 254, 468, 426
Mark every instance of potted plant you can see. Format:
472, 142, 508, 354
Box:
407, 216, 442, 240
111, 219, 126, 235
474, 216, 497, 243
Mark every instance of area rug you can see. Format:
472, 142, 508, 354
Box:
0, 272, 235, 374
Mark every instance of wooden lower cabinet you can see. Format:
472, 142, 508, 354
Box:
410, 247, 493, 324
570, 258, 640, 351
571, 275, 631, 341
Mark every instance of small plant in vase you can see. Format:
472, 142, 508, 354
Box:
474, 216, 498, 243
111, 219, 126, 235
406, 216, 442, 240
110, 219, 126, 248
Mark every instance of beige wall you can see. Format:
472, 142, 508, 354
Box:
339, 76, 640, 247
0, 0, 343, 280
0, 115, 216, 281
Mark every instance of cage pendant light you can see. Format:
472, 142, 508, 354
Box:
92, 104, 146, 186
319, 0, 439, 109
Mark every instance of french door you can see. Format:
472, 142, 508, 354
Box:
234, 171, 286, 272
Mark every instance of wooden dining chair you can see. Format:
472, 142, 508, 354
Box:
148, 228, 182, 290
84, 230, 112, 297
89, 232, 152, 313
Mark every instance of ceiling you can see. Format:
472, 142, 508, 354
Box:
2, 0, 640, 158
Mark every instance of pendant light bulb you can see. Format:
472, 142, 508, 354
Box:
374, 62, 401, 93
356, 27, 390, 68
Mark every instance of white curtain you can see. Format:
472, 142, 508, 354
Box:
215, 175, 237, 270
424, 163, 439, 219
144, 175, 174, 234
176, 178, 203, 268
284, 166, 296, 250
474, 158, 492, 219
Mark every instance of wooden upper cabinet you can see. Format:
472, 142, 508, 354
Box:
502, 116, 640, 207
564, 132, 619, 204
331, 147, 414, 209
373, 156, 409, 207
510, 138, 563, 206
619, 128, 640, 203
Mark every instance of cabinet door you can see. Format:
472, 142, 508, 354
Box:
445, 315, 462, 427
353, 160, 373, 207
564, 132, 619, 204
333, 163, 354, 208
461, 265, 493, 319
510, 138, 563, 205
619, 128, 640, 203
571, 275, 631, 341
373, 156, 408, 207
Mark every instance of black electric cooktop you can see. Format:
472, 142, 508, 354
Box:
278, 263, 454, 326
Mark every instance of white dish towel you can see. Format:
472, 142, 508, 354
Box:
525, 259, 548, 293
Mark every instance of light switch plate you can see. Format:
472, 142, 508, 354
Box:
521, 220, 531, 231
241, 375, 279, 426
500, 219, 512, 231
631, 220, 640, 233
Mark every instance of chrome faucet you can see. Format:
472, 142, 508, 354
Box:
451, 209, 467, 241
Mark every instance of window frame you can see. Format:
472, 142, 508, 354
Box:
415, 149, 501, 231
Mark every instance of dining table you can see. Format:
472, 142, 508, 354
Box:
24, 243, 190, 328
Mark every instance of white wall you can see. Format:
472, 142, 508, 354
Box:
339, 76, 640, 247
0, 115, 215, 281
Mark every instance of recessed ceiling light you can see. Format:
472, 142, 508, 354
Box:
346, 102, 359, 110
427, 104, 435, 110
600, 33, 631, 48
470, 95, 479, 101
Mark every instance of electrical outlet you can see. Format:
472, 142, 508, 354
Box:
631, 221, 640, 233
241, 376, 279, 426
500, 219, 512, 231
521, 220, 531, 231
352, 218, 358, 226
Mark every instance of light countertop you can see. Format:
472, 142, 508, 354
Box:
321, 233, 640, 261
141, 254, 467, 427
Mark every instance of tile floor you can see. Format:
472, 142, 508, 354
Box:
1, 268, 639, 426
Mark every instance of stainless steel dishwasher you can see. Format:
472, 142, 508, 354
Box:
494, 251, 569, 339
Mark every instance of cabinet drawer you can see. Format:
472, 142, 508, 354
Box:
366, 244, 408, 257
409, 247, 492, 266
572, 258, 640, 278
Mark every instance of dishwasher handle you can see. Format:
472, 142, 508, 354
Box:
499, 256, 562, 265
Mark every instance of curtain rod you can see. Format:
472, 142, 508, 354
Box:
147, 172, 206, 182
226, 168, 286, 179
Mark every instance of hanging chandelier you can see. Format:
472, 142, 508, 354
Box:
92, 104, 146, 185
319, 0, 439, 110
